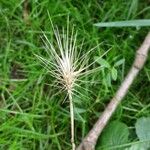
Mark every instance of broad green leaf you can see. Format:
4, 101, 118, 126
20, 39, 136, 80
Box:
94, 57, 110, 68
135, 117, 150, 149
126, 143, 146, 150
111, 67, 118, 80
94, 19, 150, 27
100, 121, 129, 150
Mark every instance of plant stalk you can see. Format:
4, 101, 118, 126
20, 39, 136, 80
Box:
69, 90, 75, 150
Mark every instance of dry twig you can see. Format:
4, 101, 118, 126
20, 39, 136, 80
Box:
77, 32, 150, 150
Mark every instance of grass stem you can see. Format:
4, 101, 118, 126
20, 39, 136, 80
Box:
69, 90, 75, 150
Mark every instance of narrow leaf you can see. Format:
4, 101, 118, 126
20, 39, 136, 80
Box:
94, 20, 150, 27
114, 58, 125, 67
95, 57, 110, 68
111, 67, 118, 81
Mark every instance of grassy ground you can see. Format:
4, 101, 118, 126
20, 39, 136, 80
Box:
0, 0, 150, 150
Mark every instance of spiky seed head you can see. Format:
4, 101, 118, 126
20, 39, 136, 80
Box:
36, 19, 108, 96
36, 21, 85, 95
56, 47, 80, 92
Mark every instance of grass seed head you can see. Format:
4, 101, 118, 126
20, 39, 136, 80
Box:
36, 18, 107, 96
36, 21, 85, 95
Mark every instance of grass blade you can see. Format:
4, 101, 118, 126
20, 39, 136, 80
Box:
94, 19, 150, 27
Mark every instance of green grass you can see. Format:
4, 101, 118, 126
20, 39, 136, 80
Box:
0, 0, 150, 149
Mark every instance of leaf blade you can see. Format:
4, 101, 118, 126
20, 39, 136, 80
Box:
100, 121, 129, 150
94, 20, 150, 27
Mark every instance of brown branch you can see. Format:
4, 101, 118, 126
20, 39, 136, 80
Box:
77, 32, 150, 150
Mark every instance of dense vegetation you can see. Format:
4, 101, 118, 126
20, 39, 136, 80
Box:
0, 0, 150, 149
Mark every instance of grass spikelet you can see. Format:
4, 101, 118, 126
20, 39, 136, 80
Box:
36, 16, 109, 150
36, 18, 82, 150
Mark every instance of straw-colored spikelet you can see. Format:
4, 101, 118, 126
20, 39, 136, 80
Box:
36, 17, 108, 150
36, 21, 85, 150
37, 26, 84, 94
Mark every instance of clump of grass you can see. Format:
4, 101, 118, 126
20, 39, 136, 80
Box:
1, 1, 150, 149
